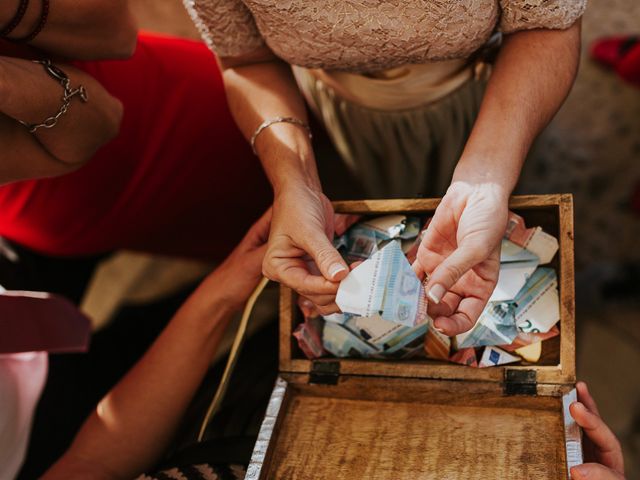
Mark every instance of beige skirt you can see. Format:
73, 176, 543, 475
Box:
295, 65, 488, 198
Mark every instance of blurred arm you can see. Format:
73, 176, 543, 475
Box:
0, 56, 123, 184
0, 0, 137, 59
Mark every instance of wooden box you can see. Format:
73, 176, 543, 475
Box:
247, 195, 581, 480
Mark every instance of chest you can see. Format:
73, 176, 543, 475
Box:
248, 195, 582, 479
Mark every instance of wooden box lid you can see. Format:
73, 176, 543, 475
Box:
279, 194, 576, 386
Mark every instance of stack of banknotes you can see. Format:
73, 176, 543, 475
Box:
292, 212, 560, 368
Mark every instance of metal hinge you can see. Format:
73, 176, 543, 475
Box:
504, 369, 537, 396
309, 360, 340, 385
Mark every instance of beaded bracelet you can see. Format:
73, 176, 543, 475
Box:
0, 0, 29, 38
10, 0, 49, 43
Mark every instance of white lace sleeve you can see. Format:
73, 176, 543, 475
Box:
499, 0, 587, 33
182, 0, 265, 57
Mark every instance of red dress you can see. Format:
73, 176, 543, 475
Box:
0, 33, 272, 260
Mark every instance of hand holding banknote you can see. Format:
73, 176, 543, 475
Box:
569, 382, 626, 480
412, 181, 506, 336
263, 185, 357, 315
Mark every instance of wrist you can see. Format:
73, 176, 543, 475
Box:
272, 160, 322, 197
452, 152, 521, 198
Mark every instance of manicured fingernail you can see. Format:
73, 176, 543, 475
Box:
427, 284, 446, 304
302, 299, 313, 308
329, 263, 347, 279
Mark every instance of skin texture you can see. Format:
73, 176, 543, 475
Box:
0, 56, 124, 183
219, 22, 582, 334
42, 210, 272, 480
0, 0, 137, 59
0, 0, 137, 185
570, 382, 626, 480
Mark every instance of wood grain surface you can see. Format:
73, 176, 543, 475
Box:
265, 381, 567, 479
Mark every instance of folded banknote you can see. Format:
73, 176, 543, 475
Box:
336, 241, 427, 327
456, 302, 518, 349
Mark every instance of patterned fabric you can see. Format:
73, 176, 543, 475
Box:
183, 0, 586, 72
136, 463, 246, 480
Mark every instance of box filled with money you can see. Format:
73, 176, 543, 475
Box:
248, 195, 581, 479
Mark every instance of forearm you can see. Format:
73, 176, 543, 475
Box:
44, 273, 237, 480
0, 0, 136, 59
454, 21, 581, 191
221, 54, 321, 194
0, 56, 122, 180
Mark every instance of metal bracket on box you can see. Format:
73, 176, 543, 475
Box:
309, 360, 340, 385
504, 369, 537, 396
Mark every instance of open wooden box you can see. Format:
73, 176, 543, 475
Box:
247, 195, 581, 480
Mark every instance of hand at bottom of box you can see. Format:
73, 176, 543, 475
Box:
570, 381, 626, 480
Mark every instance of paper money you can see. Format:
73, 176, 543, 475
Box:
505, 212, 536, 246
344, 313, 429, 354
499, 325, 560, 351
337, 225, 380, 261
323, 313, 350, 324
490, 239, 539, 302
399, 217, 422, 240
322, 315, 428, 359
505, 212, 558, 264
293, 317, 326, 359
322, 321, 379, 358
360, 215, 407, 239
514, 341, 542, 362
478, 346, 521, 367
456, 302, 518, 349
345, 314, 404, 344
336, 241, 427, 327
449, 347, 478, 367
514, 267, 560, 333
375, 321, 428, 357
424, 318, 451, 360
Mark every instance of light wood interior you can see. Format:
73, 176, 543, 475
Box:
280, 195, 576, 385
264, 376, 568, 479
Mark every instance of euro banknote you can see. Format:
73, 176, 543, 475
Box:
336, 241, 427, 327
455, 302, 519, 349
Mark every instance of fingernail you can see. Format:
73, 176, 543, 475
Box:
427, 284, 446, 304
433, 319, 446, 334
302, 299, 313, 308
570, 465, 588, 478
329, 263, 347, 279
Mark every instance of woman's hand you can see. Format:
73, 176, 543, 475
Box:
263, 184, 354, 315
202, 208, 273, 311
412, 180, 507, 336
570, 382, 626, 480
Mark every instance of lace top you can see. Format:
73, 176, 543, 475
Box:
183, 0, 586, 73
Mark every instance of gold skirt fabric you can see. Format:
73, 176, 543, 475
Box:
295, 66, 488, 198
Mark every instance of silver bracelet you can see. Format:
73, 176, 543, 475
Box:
19, 59, 89, 133
250, 116, 312, 155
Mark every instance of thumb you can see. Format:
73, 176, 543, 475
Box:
304, 232, 348, 282
425, 244, 486, 304
571, 464, 625, 480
